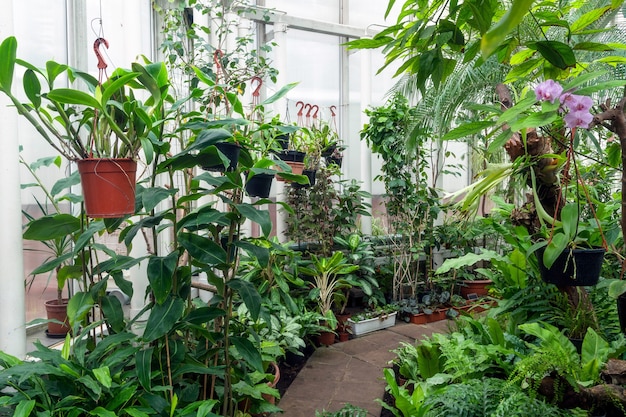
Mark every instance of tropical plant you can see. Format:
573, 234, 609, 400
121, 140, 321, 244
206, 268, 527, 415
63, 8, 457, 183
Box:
0, 37, 169, 162
300, 251, 360, 330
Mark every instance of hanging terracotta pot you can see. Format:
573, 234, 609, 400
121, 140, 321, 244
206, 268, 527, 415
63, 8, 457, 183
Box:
537, 247, 605, 286
245, 173, 274, 198
44, 298, 70, 338
77, 158, 137, 218
276, 161, 305, 181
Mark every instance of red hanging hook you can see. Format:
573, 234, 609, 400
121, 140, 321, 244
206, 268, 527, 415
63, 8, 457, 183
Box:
330, 105, 337, 117
296, 101, 305, 117
304, 103, 313, 118
251, 76, 262, 98
93, 38, 109, 70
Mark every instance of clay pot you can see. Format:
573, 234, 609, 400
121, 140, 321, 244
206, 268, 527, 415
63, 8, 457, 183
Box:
44, 298, 70, 337
77, 158, 136, 218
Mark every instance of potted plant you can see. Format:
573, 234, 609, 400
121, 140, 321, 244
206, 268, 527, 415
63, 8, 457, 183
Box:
0, 36, 170, 218
21, 155, 83, 337
347, 305, 398, 336
300, 251, 359, 345
535, 200, 619, 286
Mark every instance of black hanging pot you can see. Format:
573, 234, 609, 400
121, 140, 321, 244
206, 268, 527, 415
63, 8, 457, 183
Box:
326, 155, 343, 168
537, 246, 605, 286
201, 142, 241, 172
321, 144, 337, 158
245, 173, 274, 198
276, 133, 290, 151
617, 293, 626, 335
293, 169, 317, 189
277, 150, 306, 163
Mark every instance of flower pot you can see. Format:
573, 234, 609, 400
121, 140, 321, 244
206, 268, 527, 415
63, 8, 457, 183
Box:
460, 279, 493, 299
277, 150, 306, 163
77, 158, 137, 218
617, 293, 626, 335
425, 308, 447, 322
326, 155, 342, 167
293, 169, 317, 189
338, 331, 350, 342
348, 312, 397, 336
201, 142, 241, 172
261, 362, 281, 405
537, 247, 605, 286
44, 298, 70, 337
321, 145, 337, 158
317, 330, 335, 346
410, 313, 428, 324
276, 133, 290, 150
245, 173, 274, 198
276, 161, 305, 181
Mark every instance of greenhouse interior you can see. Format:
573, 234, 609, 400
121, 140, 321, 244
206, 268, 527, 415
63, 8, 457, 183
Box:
3, 0, 626, 416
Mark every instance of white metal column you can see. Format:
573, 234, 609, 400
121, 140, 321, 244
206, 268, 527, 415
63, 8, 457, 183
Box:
0, 2, 26, 358
273, 21, 288, 241
359, 45, 373, 235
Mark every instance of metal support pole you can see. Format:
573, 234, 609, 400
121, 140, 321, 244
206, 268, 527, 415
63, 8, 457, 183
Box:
0, 1, 26, 358
273, 21, 289, 241
359, 45, 373, 235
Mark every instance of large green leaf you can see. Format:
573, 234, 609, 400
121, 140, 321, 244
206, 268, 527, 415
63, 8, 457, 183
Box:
0, 37, 17, 93
230, 336, 263, 373
235, 204, 272, 237
481, 0, 534, 58
532, 41, 576, 70
185, 306, 226, 325
47, 88, 101, 109
23, 214, 81, 241
142, 297, 185, 342
147, 252, 179, 305
135, 347, 154, 390
67, 292, 95, 328
100, 295, 125, 333
441, 121, 494, 141
13, 400, 36, 417
178, 232, 227, 266
23, 69, 41, 108
227, 278, 262, 321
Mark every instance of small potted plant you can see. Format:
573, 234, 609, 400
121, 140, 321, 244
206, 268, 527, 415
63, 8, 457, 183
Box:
300, 251, 359, 345
0, 36, 170, 218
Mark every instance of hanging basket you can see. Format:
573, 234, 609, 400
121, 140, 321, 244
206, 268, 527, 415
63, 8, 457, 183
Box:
201, 142, 241, 172
77, 158, 137, 218
537, 246, 605, 286
245, 173, 274, 198
276, 161, 305, 181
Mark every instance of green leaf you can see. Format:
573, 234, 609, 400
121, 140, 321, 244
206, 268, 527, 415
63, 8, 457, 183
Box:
135, 347, 154, 390
178, 232, 227, 266
89, 406, 117, 417
92, 366, 112, 389
67, 291, 95, 328
560, 203, 579, 241
185, 306, 226, 325
100, 295, 125, 333
441, 121, 494, 141
23, 69, 41, 108
0, 36, 17, 93
436, 249, 503, 275
142, 297, 185, 342
570, 6, 611, 33
227, 278, 262, 321
51, 170, 81, 196
531, 41, 577, 70
140, 187, 177, 213
14, 400, 36, 417
23, 214, 81, 241
147, 252, 179, 305
230, 336, 264, 373
47, 88, 101, 109
481, 0, 534, 58
235, 204, 272, 237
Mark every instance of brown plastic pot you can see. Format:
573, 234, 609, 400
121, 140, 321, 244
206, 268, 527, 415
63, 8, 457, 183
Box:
44, 298, 70, 337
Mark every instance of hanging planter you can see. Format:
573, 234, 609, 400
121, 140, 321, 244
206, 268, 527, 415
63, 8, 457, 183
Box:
537, 246, 605, 286
201, 142, 241, 172
77, 158, 137, 218
326, 155, 343, 168
245, 173, 274, 198
293, 169, 317, 189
